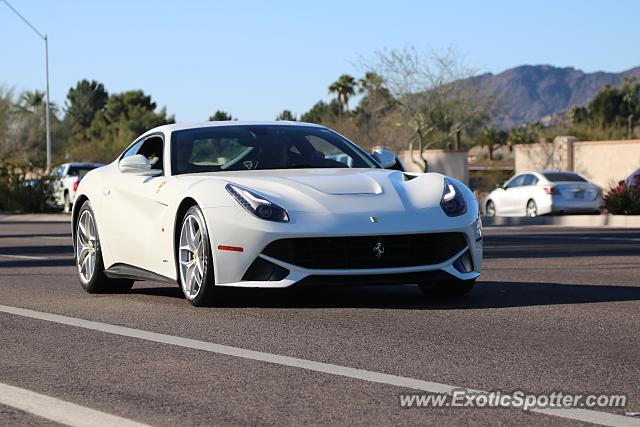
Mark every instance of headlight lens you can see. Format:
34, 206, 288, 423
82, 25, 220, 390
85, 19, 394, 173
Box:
226, 183, 289, 223
440, 177, 467, 217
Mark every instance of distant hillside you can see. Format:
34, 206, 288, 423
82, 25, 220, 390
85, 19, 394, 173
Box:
470, 64, 640, 128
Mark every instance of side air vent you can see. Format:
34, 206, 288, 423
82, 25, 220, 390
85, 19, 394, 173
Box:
242, 257, 289, 281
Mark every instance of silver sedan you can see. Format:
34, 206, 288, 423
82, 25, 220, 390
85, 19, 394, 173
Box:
484, 171, 602, 217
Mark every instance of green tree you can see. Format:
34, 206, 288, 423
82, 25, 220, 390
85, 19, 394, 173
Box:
65, 80, 108, 138
328, 74, 356, 116
300, 99, 341, 124
208, 110, 234, 121
479, 127, 508, 160
621, 77, 640, 138
275, 110, 296, 121
85, 90, 174, 162
507, 122, 540, 150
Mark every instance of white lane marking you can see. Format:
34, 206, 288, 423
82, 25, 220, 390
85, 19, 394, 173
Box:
0, 382, 149, 427
0, 254, 47, 260
0, 304, 637, 427
488, 235, 640, 242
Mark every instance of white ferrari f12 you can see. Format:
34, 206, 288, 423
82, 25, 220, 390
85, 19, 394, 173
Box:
73, 122, 482, 306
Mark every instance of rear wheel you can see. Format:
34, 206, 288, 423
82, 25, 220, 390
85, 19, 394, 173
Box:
75, 201, 133, 293
418, 278, 475, 298
178, 205, 216, 306
526, 199, 538, 217
485, 200, 496, 217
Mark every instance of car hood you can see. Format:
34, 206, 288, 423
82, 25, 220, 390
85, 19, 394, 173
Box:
182, 168, 447, 214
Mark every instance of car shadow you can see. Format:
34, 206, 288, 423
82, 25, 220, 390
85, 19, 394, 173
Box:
130, 280, 640, 310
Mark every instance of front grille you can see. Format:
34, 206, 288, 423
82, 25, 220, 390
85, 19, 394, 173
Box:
262, 233, 467, 269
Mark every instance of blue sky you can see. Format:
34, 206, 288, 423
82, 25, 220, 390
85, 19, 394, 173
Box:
2, 0, 639, 121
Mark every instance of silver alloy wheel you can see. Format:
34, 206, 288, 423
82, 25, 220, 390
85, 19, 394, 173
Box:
179, 213, 205, 300
527, 200, 537, 217
76, 209, 98, 284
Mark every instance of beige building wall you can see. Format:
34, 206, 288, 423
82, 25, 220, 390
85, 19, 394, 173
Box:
514, 136, 575, 173
573, 140, 640, 188
398, 149, 469, 184
514, 138, 640, 190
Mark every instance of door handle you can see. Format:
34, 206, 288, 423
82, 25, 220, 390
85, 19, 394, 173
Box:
102, 188, 110, 196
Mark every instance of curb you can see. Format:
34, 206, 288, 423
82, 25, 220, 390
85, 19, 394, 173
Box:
0, 213, 71, 223
482, 215, 640, 228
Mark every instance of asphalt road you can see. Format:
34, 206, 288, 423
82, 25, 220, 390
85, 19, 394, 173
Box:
0, 218, 639, 426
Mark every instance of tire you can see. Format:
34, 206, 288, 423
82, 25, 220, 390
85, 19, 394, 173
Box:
526, 199, 538, 217
177, 205, 216, 306
485, 200, 496, 217
75, 201, 133, 293
418, 278, 475, 298
63, 192, 71, 214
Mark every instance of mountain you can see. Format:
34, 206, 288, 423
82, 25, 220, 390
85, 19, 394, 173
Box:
470, 64, 640, 128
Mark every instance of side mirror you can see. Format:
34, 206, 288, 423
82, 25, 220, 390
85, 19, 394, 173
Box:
371, 148, 397, 169
119, 154, 161, 176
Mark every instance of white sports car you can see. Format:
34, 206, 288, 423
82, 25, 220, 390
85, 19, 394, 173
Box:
72, 122, 482, 306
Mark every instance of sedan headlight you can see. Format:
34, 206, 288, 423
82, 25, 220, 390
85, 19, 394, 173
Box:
226, 183, 289, 223
440, 177, 467, 217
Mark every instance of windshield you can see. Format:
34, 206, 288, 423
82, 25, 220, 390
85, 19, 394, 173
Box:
542, 172, 587, 182
67, 166, 100, 179
170, 125, 378, 175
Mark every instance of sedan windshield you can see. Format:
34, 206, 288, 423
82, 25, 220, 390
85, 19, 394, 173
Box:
170, 125, 378, 175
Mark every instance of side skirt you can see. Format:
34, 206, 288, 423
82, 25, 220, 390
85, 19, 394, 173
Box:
104, 263, 177, 285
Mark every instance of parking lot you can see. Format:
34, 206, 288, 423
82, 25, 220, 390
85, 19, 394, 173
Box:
0, 217, 639, 426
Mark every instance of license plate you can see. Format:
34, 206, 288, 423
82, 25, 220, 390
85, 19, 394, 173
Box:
573, 192, 585, 199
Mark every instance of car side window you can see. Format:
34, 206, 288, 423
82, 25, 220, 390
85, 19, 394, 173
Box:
119, 136, 164, 173
122, 140, 144, 159
506, 175, 525, 189
522, 174, 538, 186
137, 136, 164, 172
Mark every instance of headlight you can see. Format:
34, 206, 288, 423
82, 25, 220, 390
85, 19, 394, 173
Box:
226, 183, 289, 223
440, 177, 467, 217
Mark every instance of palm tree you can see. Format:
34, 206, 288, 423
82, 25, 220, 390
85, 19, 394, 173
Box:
328, 74, 356, 116
358, 71, 384, 94
19, 90, 45, 113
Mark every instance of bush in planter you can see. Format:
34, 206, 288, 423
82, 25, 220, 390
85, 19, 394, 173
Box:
603, 186, 640, 215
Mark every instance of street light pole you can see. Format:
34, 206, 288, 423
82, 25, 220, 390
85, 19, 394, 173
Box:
1, 0, 52, 172
44, 34, 51, 172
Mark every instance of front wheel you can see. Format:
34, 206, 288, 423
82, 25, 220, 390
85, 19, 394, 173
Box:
418, 278, 475, 298
63, 192, 71, 214
485, 200, 496, 217
75, 201, 133, 293
178, 205, 216, 306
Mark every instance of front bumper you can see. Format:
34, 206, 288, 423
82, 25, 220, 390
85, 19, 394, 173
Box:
203, 206, 482, 288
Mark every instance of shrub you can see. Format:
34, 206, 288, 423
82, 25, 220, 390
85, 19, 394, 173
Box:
603, 186, 640, 215
0, 162, 56, 212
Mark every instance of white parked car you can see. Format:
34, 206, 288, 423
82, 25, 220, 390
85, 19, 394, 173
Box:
484, 170, 602, 217
53, 163, 104, 213
72, 122, 482, 306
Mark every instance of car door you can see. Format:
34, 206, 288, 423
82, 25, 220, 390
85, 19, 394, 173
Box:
99, 134, 172, 274
511, 174, 538, 215
500, 174, 526, 214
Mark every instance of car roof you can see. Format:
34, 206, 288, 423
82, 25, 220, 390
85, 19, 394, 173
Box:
145, 121, 325, 136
